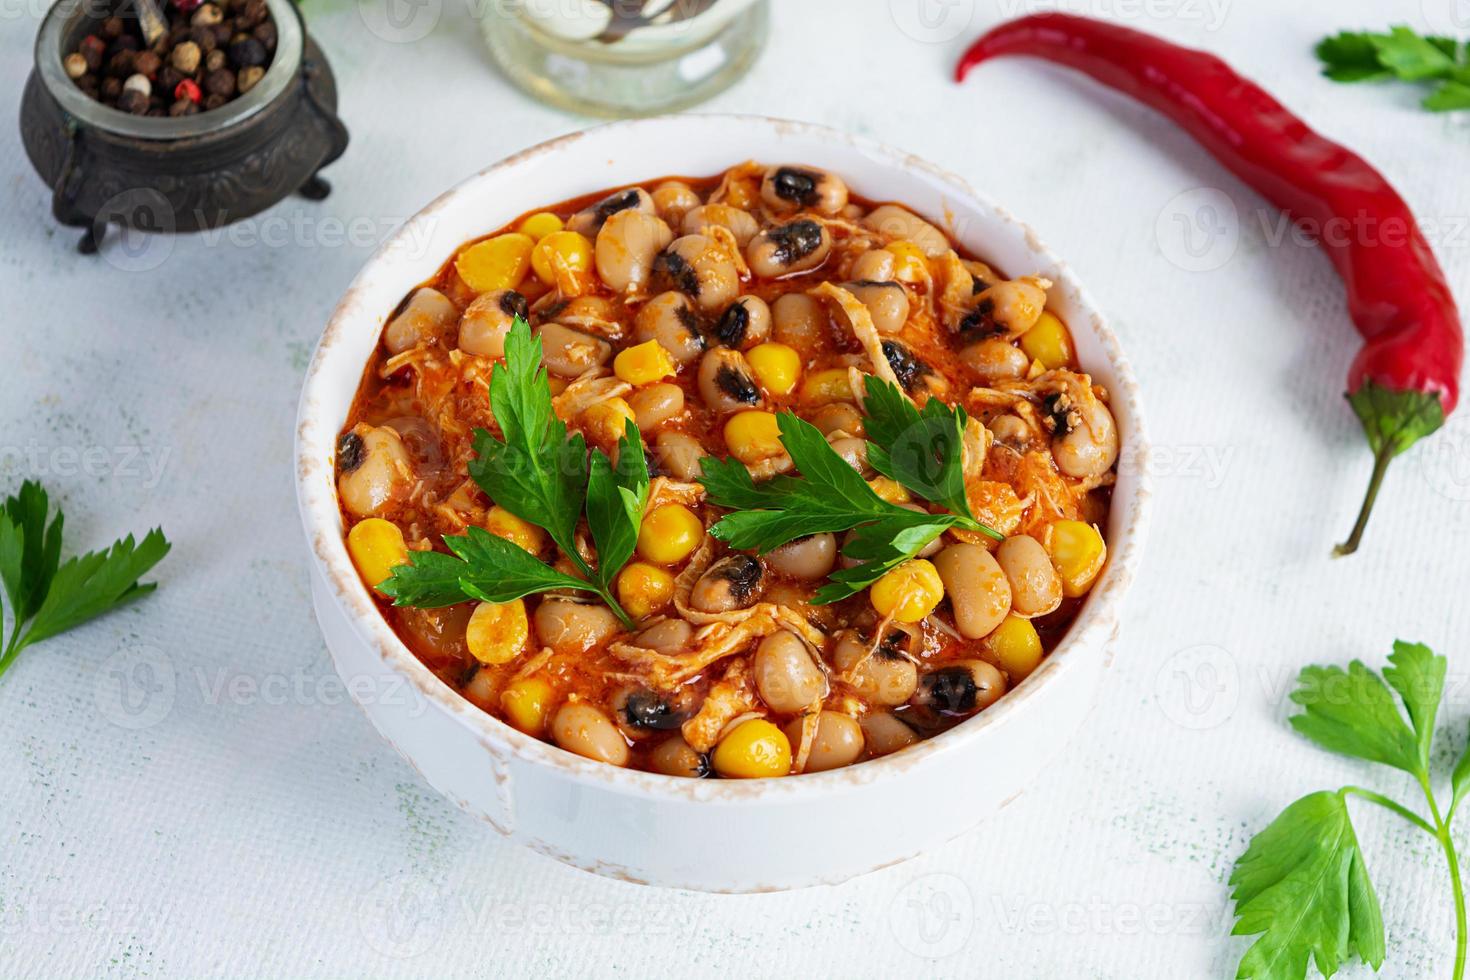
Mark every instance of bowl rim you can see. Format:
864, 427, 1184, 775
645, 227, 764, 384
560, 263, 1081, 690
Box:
35, 0, 302, 141
295, 113, 1152, 804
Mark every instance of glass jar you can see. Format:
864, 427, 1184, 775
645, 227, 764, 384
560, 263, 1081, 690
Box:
480, 0, 769, 118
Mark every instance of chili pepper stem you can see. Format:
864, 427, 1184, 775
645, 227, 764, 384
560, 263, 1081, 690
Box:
1333, 444, 1395, 557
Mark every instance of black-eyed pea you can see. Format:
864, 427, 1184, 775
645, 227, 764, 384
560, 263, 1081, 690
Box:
860, 711, 919, 756
987, 414, 1033, 451
651, 180, 700, 224
551, 702, 630, 766
697, 348, 763, 414
786, 711, 864, 772
628, 383, 685, 431
747, 220, 831, 279
808, 401, 864, 437
754, 630, 827, 713
634, 291, 706, 365
653, 235, 740, 311
860, 204, 949, 257
533, 599, 623, 655
457, 289, 528, 358
771, 292, 827, 348
384, 287, 457, 354
714, 296, 772, 349
994, 535, 1063, 618
1052, 398, 1120, 479
828, 436, 869, 474
933, 543, 1012, 639
960, 338, 1030, 384
594, 209, 674, 293
766, 533, 838, 580
682, 204, 760, 245
650, 735, 710, 777
337, 424, 413, 517
915, 660, 1006, 715
849, 248, 895, 283
760, 164, 849, 215
635, 618, 694, 653
566, 187, 655, 237
846, 281, 910, 335
689, 555, 765, 613
536, 323, 612, 378
831, 630, 917, 707
962, 278, 1049, 338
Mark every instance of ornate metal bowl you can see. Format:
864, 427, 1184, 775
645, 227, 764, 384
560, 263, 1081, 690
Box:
21, 0, 348, 253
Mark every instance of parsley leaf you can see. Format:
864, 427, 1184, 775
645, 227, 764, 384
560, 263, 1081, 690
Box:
1425, 80, 1470, 111
469, 319, 588, 560
861, 377, 974, 519
1288, 661, 1420, 775
1372, 26, 1457, 81
1317, 26, 1470, 113
380, 527, 588, 608
584, 420, 649, 594
701, 385, 1000, 605
1315, 32, 1394, 82
1231, 642, 1470, 980
1231, 791, 1385, 980
382, 318, 641, 628
0, 482, 169, 680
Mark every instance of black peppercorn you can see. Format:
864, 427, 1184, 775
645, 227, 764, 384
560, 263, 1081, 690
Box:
78, 35, 105, 72
205, 47, 226, 72
117, 88, 150, 114
101, 15, 124, 39
168, 97, 200, 116
204, 67, 235, 98
202, 92, 226, 110
110, 33, 140, 54
157, 65, 184, 92
106, 49, 135, 77
100, 75, 122, 100
190, 25, 218, 52
252, 20, 276, 50
133, 50, 161, 77
228, 35, 266, 67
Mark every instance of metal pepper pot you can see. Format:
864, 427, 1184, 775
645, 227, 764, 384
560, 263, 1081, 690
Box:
20, 0, 349, 254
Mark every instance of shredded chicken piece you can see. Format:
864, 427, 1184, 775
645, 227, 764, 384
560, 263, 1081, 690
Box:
962, 416, 988, 482
812, 282, 903, 392
681, 660, 756, 753
706, 224, 750, 280
707, 160, 764, 208
551, 374, 630, 423
645, 477, 705, 514
934, 250, 975, 330
788, 709, 821, 775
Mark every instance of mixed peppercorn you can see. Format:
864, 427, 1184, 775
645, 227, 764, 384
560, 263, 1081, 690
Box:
64, 0, 276, 117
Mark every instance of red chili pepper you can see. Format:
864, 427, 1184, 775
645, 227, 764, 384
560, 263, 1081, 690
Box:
175, 78, 202, 104
957, 14, 1463, 556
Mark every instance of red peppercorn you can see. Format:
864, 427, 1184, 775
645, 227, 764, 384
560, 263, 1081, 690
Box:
173, 0, 203, 12
174, 78, 202, 104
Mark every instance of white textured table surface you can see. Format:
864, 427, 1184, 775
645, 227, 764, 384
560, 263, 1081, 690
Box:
4, 1, 1470, 976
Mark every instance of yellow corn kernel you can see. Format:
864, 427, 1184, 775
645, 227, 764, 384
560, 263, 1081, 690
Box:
485, 505, 544, 555
724, 410, 785, 465
746, 342, 802, 396
987, 614, 1044, 680
455, 233, 533, 293
1019, 311, 1074, 370
616, 561, 676, 619
531, 230, 593, 285
465, 599, 530, 665
636, 503, 704, 564
613, 340, 677, 386
868, 477, 911, 504
800, 368, 856, 405
712, 719, 791, 778
886, 240, 929, 283
517, 211, 563, 242
583, 397, 638, 444
500, 676, 554, 735
1047, 520, 1107, 598
346, 518, 408, 594
868, 558, 944, 623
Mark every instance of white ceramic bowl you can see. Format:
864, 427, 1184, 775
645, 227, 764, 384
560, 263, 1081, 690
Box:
296, 115, 1151, 892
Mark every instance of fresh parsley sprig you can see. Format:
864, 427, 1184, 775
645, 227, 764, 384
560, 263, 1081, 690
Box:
1230, 641, 1470, 980
379, 319, 648, 629
699, 376, 1000, 604
0, 481, 170, 680
1317, 27, 1470, 111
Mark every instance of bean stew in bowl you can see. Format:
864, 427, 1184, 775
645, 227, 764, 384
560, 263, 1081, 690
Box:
336, 160, 1120, 781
